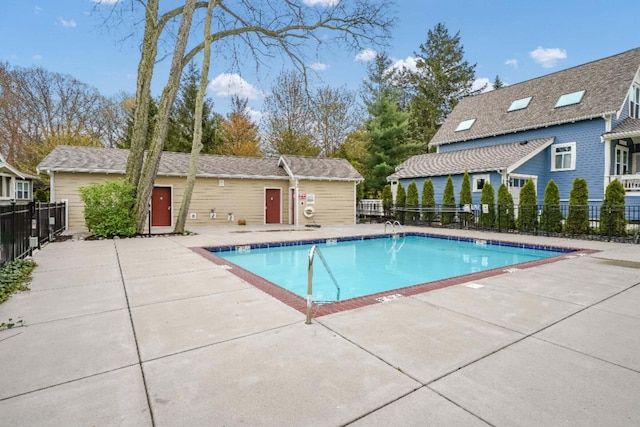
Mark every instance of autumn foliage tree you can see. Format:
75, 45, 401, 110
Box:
217, 96, 261, 157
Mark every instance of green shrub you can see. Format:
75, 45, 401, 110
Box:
459, 171, 473, 226
356, 182, 364, 204
565, 178, 590, 234
516, 179, 538, 231
79, 179, 137, 238
421, 179, 435, 223
34, 188, 50, 202
382, 184, 393, 218
540, 180, 563, 233
441, 175, 455, 225
496, 183, 515, 230
479, 182, 495, 228
395, 182, 406, 223
406, 181, 419, 222
0, 258, 35, 305
600, 179, 626, 236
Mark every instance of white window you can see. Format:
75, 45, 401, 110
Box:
551, 142, 576, 171
472, 174, 490, 192
508, 96, 532, 112
455, 118, 475, 132
615, 145, 629, 175
555, 90, 585, 108
16, 180, 30, 200
630, 85, 640, 119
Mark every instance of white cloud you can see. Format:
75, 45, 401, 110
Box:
354, 48, 377, 62
59, 17, 76, 28
529, 47, 567, 68
245, 107, 263, 124
34, 6, 42, 14
33, 54, 43, 60
505, 58, 518, 68
301, 0, 339, 6
309, 62, 327, 71
390, 56, 417, 73
472, 77, 492, 93
208, 73, 261, 99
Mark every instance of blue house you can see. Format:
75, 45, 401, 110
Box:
388, 47, 640, 210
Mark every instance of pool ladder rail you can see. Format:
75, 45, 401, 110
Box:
384, 220, 405, 235
306, 245, 341, 324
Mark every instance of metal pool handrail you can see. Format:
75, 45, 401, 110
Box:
306, 245, 341, 324
384, 220, 405, 234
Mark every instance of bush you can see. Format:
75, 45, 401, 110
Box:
421, 179, 435, 223
600, 179, 626, 236
34, 188, 49, 202
540, 180, 563, 233
459, 171, 473, 226
406, 181, 419, 222
565, 178, 590, 234
516, 179, 538, 231
441, 175, 455, 225
479, 182, 495, 228
395, 182, 406, 223
382, 184, 393, 218
496, 183, 515, 230
0, 258, 35, 305
79, 179, 137, 238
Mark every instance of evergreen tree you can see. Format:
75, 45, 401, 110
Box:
565, 178, 590, 235
217, 96, 261, 157
540, 180, 563, 233
497, 183, 515, 230
406, 181, 419, 222
459, 171, 473, 226
516, 179, 538, 231
600, 180, 626, 237
407, 23, 480, 148
395, 182, 406, 223
493, 75, 504, 89
119, 98, 158, 150
441, 175, 455, 225
479, 182, 495, 228
421, 178, 435, 223
382, 184, 393, 218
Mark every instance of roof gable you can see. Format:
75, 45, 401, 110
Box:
432, 47, 640, 146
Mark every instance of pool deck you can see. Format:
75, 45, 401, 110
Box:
0, 224, 639, 426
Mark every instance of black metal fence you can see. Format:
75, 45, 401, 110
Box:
0, 202, 67, 267
357, 202, 640, 243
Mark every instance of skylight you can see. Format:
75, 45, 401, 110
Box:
508, 96, 532, 112
555, 90, 585, 108
455, 118, 476, 132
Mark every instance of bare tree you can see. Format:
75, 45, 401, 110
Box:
312, 85, 362, 157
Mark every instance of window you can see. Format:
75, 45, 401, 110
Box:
1, 176, 11, 198
508, 96, 532, 112
472, 174, 490, 192
551, 142, 576, 171
630, 85, 640, 118
555, 90, 585, 108
16, 180, 29, 200
455, 118, 475, 132
615, 145, 629, 175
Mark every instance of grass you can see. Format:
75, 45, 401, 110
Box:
0, 258, 35, 305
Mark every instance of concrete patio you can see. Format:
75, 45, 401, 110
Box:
0, 224, 639, 426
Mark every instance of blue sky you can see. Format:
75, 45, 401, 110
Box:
1, 0, 638, 121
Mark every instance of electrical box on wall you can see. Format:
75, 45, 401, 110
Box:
189, 213, 197, 220
210, 212, 216, 219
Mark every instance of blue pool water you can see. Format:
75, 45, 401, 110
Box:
211, 234, 568, 302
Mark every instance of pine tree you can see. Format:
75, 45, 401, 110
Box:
382, 184, 393, 218
516, 179, 538, 231
421, 178, 435, 223
565, 178, 590, 235
600, 180, 626, 237
441, 175, 455, 225
459, 171, 473, 226
540, 180, 563, 233
497, 183, 515, 230
493, 75, 504, 89
479, 182, 495, 228
395, 182, 406, 223
406, 181, 419, 222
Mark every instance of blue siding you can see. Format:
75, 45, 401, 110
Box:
400, 171, 502, 206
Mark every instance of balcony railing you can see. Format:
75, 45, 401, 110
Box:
609, 174, 640, 192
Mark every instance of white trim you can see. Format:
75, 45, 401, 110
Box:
61, 199, 69, 230
550, 142, 577, 172
264, 187, 283, 225
472, 174, 490, 193
633, 153, 640, 174
49, 172, 55, 202
151, 185, 174, 227
289, 186, 296, 225
614, 145, 629, 175
507, 138, 555, 173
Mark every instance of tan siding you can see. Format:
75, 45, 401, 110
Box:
52, 172, 354, 231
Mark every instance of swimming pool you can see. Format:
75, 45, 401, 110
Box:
208, 234, 572, 303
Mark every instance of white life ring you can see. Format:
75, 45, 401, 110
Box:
303, 206, 315, 218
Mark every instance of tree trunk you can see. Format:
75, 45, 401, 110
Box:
133, 0, 197, 233
125, 0, 159, 187
174, 0, 215, 233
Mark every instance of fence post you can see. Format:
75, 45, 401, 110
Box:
11, 200, 16, 262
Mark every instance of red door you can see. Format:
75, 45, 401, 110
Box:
265, 188, 281, 224
151, 187, 171, 226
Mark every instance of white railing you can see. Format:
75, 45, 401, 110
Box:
609, 175, 640, 192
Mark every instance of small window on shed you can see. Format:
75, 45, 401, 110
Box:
508, 96, 532, 112
555, 90, 585, 108
455, 118, 476, 132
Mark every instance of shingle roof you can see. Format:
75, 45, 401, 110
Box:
431, 47, 640, 146
602, 117, 640, 139
280, 155, 363, 181
387, 137, 554, 180
37, 145, 362, 181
